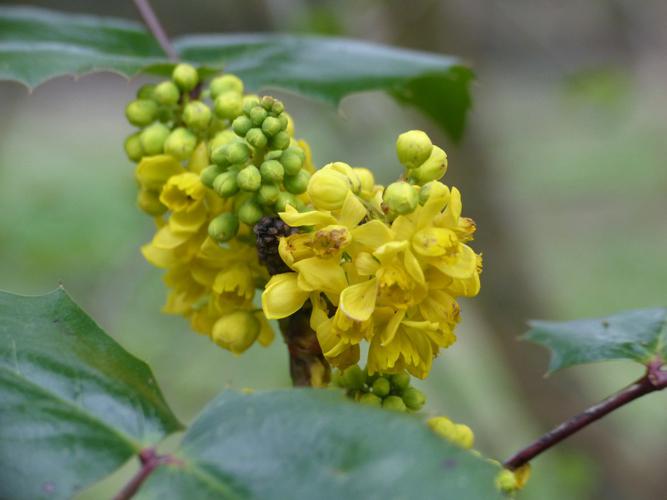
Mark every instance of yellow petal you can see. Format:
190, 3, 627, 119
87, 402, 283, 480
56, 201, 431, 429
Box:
374, 240, 408, 262
431, 244, 477, 279
152, 225, 189, 249
338, 191, 367, 229
135, 155, 185, 191
440, 186, 462, 227
168, 202, 207, 235
354, 252, 380, 276
188, 142, 209, 174
261, 273, 309, 319
403, 249, 425, 285
351, 220, 393, 249
381, 308, 406, 346
417, 182, 450, 229
256, 313, 275, 346
293, 257, 347, 295
279, 205, 337, 227
339, 278, 378, 322
411, 227, 458, 257
391, 215, 415, 242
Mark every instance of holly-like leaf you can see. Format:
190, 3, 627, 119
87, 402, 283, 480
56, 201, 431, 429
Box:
525, 308, 667, 374
0, 6, 472, 140
0, 288, 182, 500
137, 389, 503, 500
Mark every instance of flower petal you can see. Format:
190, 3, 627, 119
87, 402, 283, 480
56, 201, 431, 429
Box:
339, 278, 378, 322
352, 219, 393, 249
279, 205, 337, 227
261, 273, 309, 319
338, 192, 367, 229
293, 257, 347, 295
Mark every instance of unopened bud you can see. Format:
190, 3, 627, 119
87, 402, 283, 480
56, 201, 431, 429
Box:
495, 470, 518, 493
280, 147, 305, 175
237, 165, 262, 191
209, 130, 237, 153
359, 393, 382, 407
136, 84, 155, 100
164, 127, 197, 161
208, 212, 239, 242
139, 122, 170, 155
410, 146, 447, 185
383, 181, 419, 215
455, 424, 474, 449
261, 116, 282, 137
272, 101, 285, 114
172, 63, 199, 91
249, 105, 268, 126
275, 192, 300, 212
211, 310, 260, 354
307, 164, 352, 211
237, 199, 264, 225
232, 115, 253, 136
390, 372, 410, 391
246, 128, 268, 149
270, 131, 291, 150
260, 160, 284, 183
212, 171, 239, 197
224, 142, 251, 165
284, 170, 310, 194
214, 91, 243, 120
260, 95, 275, 110
257, 184, 280, 206
124, 133, 143, 162
342, 365, 366, 390
382, 395, 406, 412
153, 80, 180, 106
183, 101, 212, 131
371, 377, 391, 397
401, 387, 426, 411
242, 96, 260, 114
353, 168, 375, 198
209, 74, 244, 99
125, 99, 158, 126
396, 130, 433, 169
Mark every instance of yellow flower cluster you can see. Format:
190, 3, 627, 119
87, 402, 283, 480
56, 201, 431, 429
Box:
262, 132, 482, 379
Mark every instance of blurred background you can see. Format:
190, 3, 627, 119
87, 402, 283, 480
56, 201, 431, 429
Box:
1, 0, 666, 498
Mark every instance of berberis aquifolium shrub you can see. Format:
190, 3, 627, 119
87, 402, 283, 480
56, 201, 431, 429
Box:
1, 5, 666, 500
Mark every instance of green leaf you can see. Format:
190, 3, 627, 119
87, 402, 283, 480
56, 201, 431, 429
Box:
0, 6, 472, 141
525, 308, 667, 373
0, 288, 182, 500
137, 389, 503, 500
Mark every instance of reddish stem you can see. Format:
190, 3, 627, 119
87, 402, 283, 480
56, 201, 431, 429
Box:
112, 448, 176, 500
132, 0, 179, 61
503, 360, 667, 470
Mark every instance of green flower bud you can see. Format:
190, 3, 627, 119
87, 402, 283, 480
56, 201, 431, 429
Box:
280, 147, 305, 175
208, 212, 239, 242
223, 142, 251, 165
209, 130, 237, 158
212, 171, 239, 197
401, 387, 426, 411
136, 83, 156, 100
124, 133, 143, 162
261, 116, 282, 137
260, 160, 284, 183
242, 96, 260, 114
139, 122, 170, 155
249, 105, 268, 126
232, 115, 253, 136
237, 165, 262, 191
390, 373, 410, 391
272, 101, 285, 114
383, 181, 419, 215
246, 128, 268, 149
200, 164, 224, 188
382, 395, 407, 412
164, 127, 197, 160
284, 170, 310, 195
237, 199, 264, 225
153, 80, 180, 106
125, 99, 158, 126
183, 101, 212, 131
410, 146, 448, 185
209, 74, 244, 99
277, 113, 289, 131
265, 150, 283, 161
330, 370, 344, 388
358, 393, 382, 407
270, 130, 291, 150
172, 63, 199, 91
342, 365, 366, 390
396, 130, 433, 169
257, 184, 280, 206
214, 91, 243, 120
275, 192, 299, 212
260, 95, 275, 110
137, 189, 167, 216
371, 377, 391, 397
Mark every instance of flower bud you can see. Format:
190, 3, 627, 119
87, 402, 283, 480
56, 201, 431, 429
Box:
164, 127, 197, 160
270, 131, 291, 150
454, 424, 474, 449
390, 372, 410, 391
396, 130, 433, 169
125, 99, 158, 126
275, 192, 299, 212
153, 80, 180, 106
238, 199, 264, 225
272, 101, 285, 114
307, 165, 352, 211
209, 130, 237, 153
232, 115, 253, 137
246, 128, 268, 149
261, 116, 282, 137
401, 387, 426, 411
284, 170, 310, 195
136, 84, 155, 100
410, 146, 447, 185
249, 105, 268, 126
242, 96, 260, 114
224, 142, 251, 165
383, 181, 419, 215
342, 365, 366, 390
237, 165, 262, 191
137, 189, 167, 216
260, 95, 275, 110
209, 74, 244, 99
382, 395, 406, 412
212, 171, 239, 197
257, 184, 280, 206
183, 101, 212, 131
359, 393, 382, 407
208, 212, 239, 242
139, 122, 170, 155
124, 133, 143, 162
260, 160, 284, 183
211, 310, 260, 354
371, 377, 391, 397
280, 147, 305, 175
172, 63, 199, 91
495, 470, 518, 493
353, 168, 375, 198
199, 164, 223, 188
214, 91, 243, 120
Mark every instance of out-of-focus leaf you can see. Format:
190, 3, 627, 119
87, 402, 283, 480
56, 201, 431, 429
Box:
0, 288, 182, 500
525, 308, 667, 374
137, 389, 503, 500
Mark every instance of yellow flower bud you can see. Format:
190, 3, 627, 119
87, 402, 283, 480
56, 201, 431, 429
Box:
208, 130, 237, 154
353, 167, 375, 198
454, 424, 474, 449
495, 470, 518, 493
410, 146, 448, 185
214, 91, 243, 120
396, 130, 433, 169
209, 74, 244, 99
383, 181, 419, 215
172, 63, 199, 91
164, 127, 197, 161
307, 164, 353, 211
183, 101, 212, 131
328, 162, 361, 194
211, 310, 260, 354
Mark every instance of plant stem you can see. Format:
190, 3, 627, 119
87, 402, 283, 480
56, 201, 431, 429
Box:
132, 0, 179, 61
113, 448, 176, 500
503, 360, 667, 470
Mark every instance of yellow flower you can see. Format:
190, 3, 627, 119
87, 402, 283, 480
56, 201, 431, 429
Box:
135, 155, 185, 192
211, 310, 261, 354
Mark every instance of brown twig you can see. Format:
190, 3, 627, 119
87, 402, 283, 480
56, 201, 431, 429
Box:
503, 359, 667, 470
132, 0, 179, 61
112, 448, 178, 500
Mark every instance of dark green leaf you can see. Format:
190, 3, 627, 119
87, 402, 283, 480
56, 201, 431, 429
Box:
0, 288, 182, 500
0, 6, 472, 141
137, 389, 503, 500
525, 308, 667, 373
